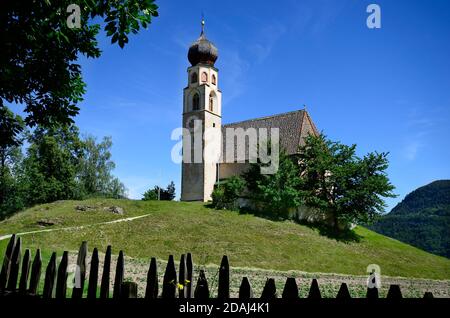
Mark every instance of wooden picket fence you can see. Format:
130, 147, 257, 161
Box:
0, 234, 435, 299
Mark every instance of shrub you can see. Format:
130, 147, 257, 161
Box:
212, 176, 245, 210
244, 150, 302, 219
142, 188, 158, 200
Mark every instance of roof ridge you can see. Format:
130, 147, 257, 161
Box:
223, 109, 305, 126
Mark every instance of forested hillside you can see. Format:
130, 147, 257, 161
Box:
371, 180, 450, 258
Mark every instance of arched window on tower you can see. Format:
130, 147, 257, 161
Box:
201, 72, 208, 83
191, 72, 198, 84
209, 91, 216, 112
192, 93, 200, 111
211, 74, 216, 85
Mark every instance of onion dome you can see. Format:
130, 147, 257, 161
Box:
188, 19, 218, 66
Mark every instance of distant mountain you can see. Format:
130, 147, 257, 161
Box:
371, 180, 450, 258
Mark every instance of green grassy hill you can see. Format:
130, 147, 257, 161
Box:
1, 198, 449, 281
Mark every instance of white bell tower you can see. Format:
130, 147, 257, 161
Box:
181, 19, 222, 201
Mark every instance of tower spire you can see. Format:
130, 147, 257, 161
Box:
200, 13, 205, 36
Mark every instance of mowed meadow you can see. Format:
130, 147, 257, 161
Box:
0, 198, 449, 281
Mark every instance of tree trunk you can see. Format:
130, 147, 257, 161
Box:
333, 214, 341, 234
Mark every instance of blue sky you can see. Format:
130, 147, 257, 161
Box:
71, 0, 450, 210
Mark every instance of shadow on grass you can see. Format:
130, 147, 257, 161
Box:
295, 220, 362, 243
238, 207, 287, 222
206, 203, 362, 243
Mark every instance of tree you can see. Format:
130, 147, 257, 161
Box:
105, 177, 127, 199
0, 0, 159, 137
20, 125, 83, 205
0, 141, 25, 219
77, 135, 126, 198
244, 150, 302, 218
142, 181, 176, 201
165, 181, 176, 201
297, 134, 396, 232
0, 106, 26, 217
212, 176, 246, 210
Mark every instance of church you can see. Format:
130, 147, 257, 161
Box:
181, 20, 319, 202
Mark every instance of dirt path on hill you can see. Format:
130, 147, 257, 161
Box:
0, 213, 153, 241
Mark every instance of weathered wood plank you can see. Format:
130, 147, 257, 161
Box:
178, 254, 186, 298
72, 241, 88, 298
261, 278, 277, 299
308, 278, 321, 299
113, 250, 124, 299
281, 277, 298, 299
87, 248, 99, 299
6, 236, 21, 291
18, 249, 31, 294
55, 251, 69, 298
194, 270, 209, 299
366, 287, 379, 299
218, 255, 229, 299
42, 252, 57, 298
239, 277, 253, 299
0, 234, 16, 292
100, 245, 112, 298
366, 273, 379, 299
145, 257, 158, 299
162, 255, 177, 298
186, 253, 193, 299
28, 249, 42, 295
386, 284, 402, 299
336, 283, 351, 299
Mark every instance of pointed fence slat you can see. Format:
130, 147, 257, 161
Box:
72, 241, 87, 298
239, 277, 253, 299
87, 248, 99, 299
423, 292, 434, 298
282, 278, 298, 299
194, 270, 209, 299
218, 255, 229, 299
162, 255, 177, 298
6, 237, 21, 291
178, 254, 186, 298
261, 278, 277, 299
0, 238, 433, 300
145, 257, 158, 299
386, 284, 402, 299
186, 253, 193, 298
113, 250, 124, 299
18, 249, 31, 294
336, 283, 351, 299
366, 287, 379, 299
308, 278, 321, 299
42, 252, 57, 298
0, 234, 16, 291
100, 245, 112, 298
366, 273, 379, 299
55, 251, 69, 298
28, 249, 42, 295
